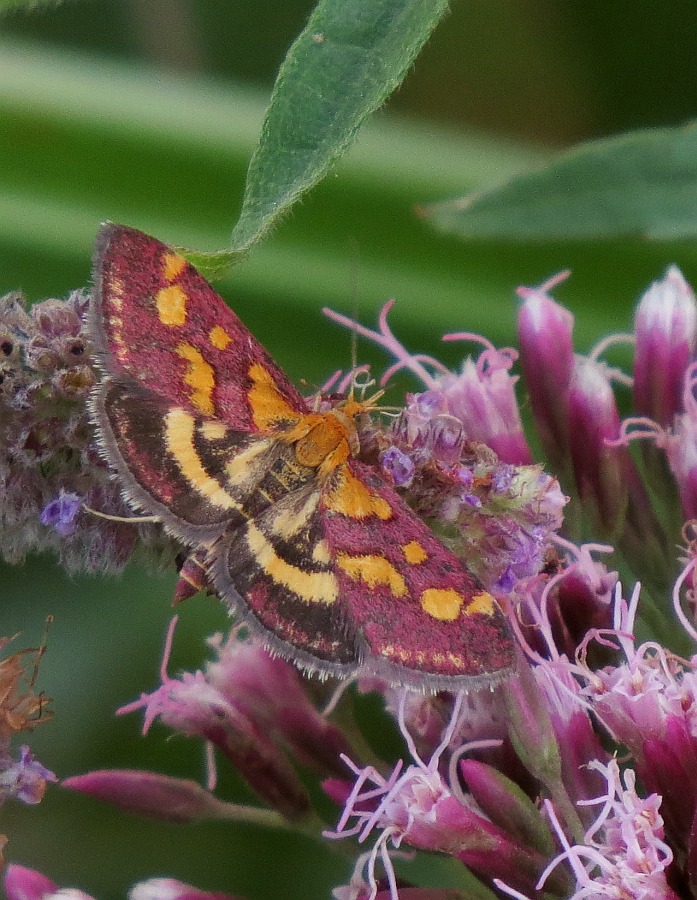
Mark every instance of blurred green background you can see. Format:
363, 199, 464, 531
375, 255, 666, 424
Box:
3, 1, 697, 897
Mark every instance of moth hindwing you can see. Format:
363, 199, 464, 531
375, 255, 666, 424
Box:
90, 223, 515, 691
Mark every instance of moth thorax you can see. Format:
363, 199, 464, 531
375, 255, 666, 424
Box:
327, 407, 361, 457
293, 410, 360, 470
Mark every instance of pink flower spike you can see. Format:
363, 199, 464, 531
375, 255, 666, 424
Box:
62, 769, 231, 824
117, 627, 310, 820
517, 281, 575, 473
566, 357, 627, 533
129, 877, 242, 900
205, 636, 352, 779
633, 265, 697, 427
4, 865, 59, 900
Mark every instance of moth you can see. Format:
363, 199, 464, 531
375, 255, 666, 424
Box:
89, 224, 515, 691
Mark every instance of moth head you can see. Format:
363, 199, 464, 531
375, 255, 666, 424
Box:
333, 390, 384, 452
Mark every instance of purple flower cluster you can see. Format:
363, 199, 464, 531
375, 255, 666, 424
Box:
10, 265, 697, 898
0, 290, 174, 572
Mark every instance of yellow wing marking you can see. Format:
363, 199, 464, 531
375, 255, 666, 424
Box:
312, 539, 331, 565
164, 408, 241, 511
162, 251, 187, 282
105, 277, 128, 362
224, 439, 274, 488
324, 466, 392, 520
200, 420, 228, 441
107, 276, 125, 311
248, 363, 302, 430
381, 645, 466, 667
156, 285, 188, 327
402, 541, 428, 565
175, 342, 215, 415
465, 591, 496, 617
420, 588, 464, 622
245, 522, 338, 605
337, 553, 407, 597
269, 492, 320, 540
209, 325, 232, 350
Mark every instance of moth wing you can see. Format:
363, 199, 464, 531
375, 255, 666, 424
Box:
91, 223, 306, 431
320, 460, 515, 690
208, 483, 361, 676
91, 377, 289, 544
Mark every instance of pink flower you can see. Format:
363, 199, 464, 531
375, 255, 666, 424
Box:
118, 620, 310, 820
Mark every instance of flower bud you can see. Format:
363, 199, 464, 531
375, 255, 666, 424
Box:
129, 878, 241, 900
4, 866, 60, 900
206, 638, 352, 778
517, 287, 575, 475
567, 357, 627, 533
503, 666, 561, 789
634, 265, 697, 426
3, 866, 94, 900
62, 769, 230, 824
459, 758, 555, 855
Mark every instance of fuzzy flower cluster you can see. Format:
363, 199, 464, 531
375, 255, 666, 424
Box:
0, 290, 174, 572
8, 265, 697, 899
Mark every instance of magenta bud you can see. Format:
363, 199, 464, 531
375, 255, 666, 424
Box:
4, 866, 59, 900
459, 758, 555, 855
62, 769, 230, 824
567, 357, 627, 532
549, 565, 615, 657
634, 265, 697, 426
503, 667, 561, 788
206, 641, 352, 779
322, 777, 352, 806
452, 809, 565, 897
201, 711, 310, 821
517, 287, 575, 473
3, 866, 95, 900
129, 878, 242, 900
641, 716, 697, 857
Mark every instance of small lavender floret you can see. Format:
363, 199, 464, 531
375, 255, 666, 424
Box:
0, 745, 57, 806
379, 445, 415, 487
39, 490, 82, 537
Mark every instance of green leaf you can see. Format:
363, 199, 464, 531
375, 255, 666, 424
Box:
422, 120, 697, 241
227, 0, 451, 257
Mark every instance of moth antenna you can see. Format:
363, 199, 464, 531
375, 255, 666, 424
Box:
363, 388, 385, 408
348, 238, 360, 401
322, 673, 358, 716
82, 504, 160, 525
